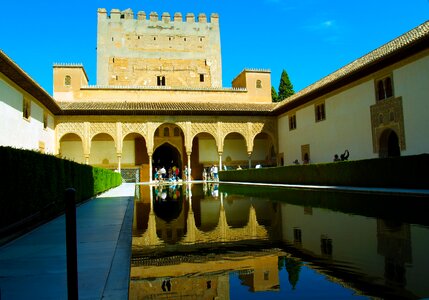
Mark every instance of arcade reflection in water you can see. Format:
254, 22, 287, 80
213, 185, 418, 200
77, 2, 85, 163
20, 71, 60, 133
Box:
130, 183, 429, 299
131, 183, 284, 299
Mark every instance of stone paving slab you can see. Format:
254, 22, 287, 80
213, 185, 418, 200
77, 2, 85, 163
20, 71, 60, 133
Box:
0, 183, 135, 300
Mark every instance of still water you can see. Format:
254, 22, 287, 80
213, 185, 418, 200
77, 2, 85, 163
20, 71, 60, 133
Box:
130, 183, 429, 299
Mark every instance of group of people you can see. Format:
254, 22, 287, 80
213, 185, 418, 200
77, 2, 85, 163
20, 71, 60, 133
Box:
334, 150, 350, 162
202, 165, 219, 181
203, 182, 219, 197
154, 165, 189, 182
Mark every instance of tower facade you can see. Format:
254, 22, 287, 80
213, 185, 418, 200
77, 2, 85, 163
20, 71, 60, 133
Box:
96, 8, 222, 88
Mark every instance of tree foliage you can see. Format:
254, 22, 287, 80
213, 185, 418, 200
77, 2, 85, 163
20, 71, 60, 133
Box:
271, 86, 278, 102
285, 257, 302, 290
278, 69, 295, 101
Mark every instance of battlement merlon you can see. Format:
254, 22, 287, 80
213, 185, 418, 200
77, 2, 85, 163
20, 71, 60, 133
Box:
97, 8, 219, 24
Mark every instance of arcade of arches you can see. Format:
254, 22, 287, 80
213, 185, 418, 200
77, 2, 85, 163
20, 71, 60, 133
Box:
57, 116, 277, 181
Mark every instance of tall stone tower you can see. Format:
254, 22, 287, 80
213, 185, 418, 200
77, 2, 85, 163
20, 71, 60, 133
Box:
96, 8, 222, 88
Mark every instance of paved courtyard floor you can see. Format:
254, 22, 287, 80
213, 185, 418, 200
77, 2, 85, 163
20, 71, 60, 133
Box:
0, 183, 135, 300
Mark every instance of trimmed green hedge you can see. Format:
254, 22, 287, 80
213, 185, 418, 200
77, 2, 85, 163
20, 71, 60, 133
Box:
219, 154, 429, 189
0, 146, 122, 232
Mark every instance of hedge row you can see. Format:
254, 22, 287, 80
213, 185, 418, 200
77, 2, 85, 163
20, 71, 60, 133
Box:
219, 154, 429, 189
0, 146, 122, 232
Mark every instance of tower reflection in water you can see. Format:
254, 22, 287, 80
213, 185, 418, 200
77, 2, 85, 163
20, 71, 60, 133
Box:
130, 183, 429, 299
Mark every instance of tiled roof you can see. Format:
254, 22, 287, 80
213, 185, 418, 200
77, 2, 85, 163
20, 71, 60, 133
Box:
0, 50, 62, 114
57, 101, 276, 116
273, 20, 429, 113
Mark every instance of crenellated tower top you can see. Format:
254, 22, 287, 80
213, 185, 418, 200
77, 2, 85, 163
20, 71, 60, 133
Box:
97, 8, 219, 24
96, 8, 222, 88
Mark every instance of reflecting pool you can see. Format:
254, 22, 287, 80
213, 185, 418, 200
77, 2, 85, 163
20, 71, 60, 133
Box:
130, 183, 429, 299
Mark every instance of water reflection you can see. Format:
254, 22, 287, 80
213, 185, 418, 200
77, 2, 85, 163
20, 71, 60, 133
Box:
130, 183, 429, 299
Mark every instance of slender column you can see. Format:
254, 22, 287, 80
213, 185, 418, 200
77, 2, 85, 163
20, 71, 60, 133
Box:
117, 154, 122, 172
248, 151, 252, 168
148, 154, 153, 182
187, 152, 191, 180
218, 152, 223, 171
84, 154, 90, 165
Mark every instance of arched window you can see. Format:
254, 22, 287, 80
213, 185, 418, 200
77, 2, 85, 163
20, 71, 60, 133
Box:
155, 128, 160, 137
65, 75, 71, 86
256, 80, 262, 88
163, 127, 170, 137
377, 80, 385, 100
173, 127, 180, 136
289, 114, 297, 130
315, 103, 325, 122
43, 112, 48, 129
23, 98, 31, 119
385, 77, 393, 98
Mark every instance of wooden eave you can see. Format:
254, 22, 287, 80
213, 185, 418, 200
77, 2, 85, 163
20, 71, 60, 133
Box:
0, 50, 62, 114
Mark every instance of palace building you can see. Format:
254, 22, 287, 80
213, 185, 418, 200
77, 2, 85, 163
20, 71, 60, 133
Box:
1, 8, 428, 182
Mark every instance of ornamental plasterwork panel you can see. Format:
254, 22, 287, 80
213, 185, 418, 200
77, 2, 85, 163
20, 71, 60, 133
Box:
190, 122, 220, 146
122, 122, 148, 140
252, 119, 278, 153
370, 96, 406, 153
221, 122, 248, 139
146, 122, 162, 153
90, 122, 116, 140
262, 119, 278, 141
221, 121, 250, 151
56, 122, 85, 141
89, 122, 118, 153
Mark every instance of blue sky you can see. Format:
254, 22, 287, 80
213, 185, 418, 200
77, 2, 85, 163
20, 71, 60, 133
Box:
1, 0, 428, 95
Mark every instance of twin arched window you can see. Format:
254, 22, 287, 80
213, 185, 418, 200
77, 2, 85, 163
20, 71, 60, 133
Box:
256, 80, 262, 88
65, 75, 71, 86
155, 126, 180, 137
376, 76, 393, 101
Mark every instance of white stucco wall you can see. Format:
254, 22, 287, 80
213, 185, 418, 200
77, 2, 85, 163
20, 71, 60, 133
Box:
394, 55, 429, 155
252, 138, 270, 160
281, 203, 382, 277
278, 81, 376, 164
0, 76, 55, 153
281, 202, 429, 297
199, 136, 270, 163
89, 140, 117, 166
223, 138, 247, 161
278, 54, 429, 164
122, 140, 136, 164
198, 139, 218, 162
60, 139, 136, 166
